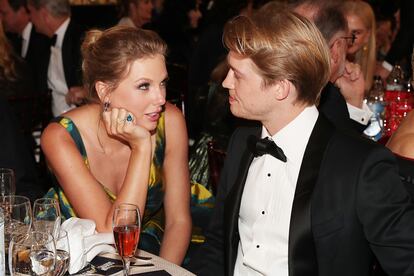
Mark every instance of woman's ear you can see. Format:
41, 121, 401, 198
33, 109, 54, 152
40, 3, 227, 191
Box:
95, 81, 109, 102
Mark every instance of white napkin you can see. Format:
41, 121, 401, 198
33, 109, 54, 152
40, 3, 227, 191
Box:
60, 217, 116, 274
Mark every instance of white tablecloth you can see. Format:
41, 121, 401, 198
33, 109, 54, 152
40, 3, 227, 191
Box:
87, 250, 196, 276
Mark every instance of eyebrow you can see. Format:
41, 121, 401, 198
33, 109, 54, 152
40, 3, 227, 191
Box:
227, 60, 244, 77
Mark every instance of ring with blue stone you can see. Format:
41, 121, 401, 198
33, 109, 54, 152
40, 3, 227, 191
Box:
126, 114, 133, 122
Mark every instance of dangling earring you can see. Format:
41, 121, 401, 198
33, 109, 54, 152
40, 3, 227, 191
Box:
103, 101, 110, 112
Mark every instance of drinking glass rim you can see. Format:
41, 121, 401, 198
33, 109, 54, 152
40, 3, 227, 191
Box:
116, 203, 140, 210
33, 198, 59, 204
0, 195, 31, 206
11, 230, 54, 246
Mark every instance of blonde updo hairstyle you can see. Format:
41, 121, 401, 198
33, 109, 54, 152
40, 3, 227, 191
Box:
81, 26, 167, 103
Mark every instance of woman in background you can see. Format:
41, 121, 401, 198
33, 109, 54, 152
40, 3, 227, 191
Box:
343, 0, 376, 93
41, 26, 191, 264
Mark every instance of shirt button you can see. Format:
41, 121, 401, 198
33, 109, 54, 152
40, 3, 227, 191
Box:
256, 245, 260, 248
261, 211, 265, 215
362, 118, 365, 122
267, 173, 271, 177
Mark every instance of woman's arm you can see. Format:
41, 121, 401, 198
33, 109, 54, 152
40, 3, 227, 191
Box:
159, 103, 192, 264
41, 109, 152, 233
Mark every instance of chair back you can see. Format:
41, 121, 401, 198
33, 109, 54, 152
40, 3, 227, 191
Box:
7, 92, 52, 163
207, 140, 226, 195
166, 62, 187, 114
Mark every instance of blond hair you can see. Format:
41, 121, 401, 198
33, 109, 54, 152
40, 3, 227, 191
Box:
343, 0, 376, 93
81, 26, 167, 102
223, 6, 331, 105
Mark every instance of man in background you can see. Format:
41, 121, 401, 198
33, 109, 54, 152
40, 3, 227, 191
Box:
28, 0, 85, 116
0, 0, 49, 93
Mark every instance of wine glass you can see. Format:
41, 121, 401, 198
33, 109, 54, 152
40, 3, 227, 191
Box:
9, 231, 56, 276
54, 229, 70, 276
33, 198, 61, 239
0, 195, 32, 274
0, 168, 16, 196
112, 203, 141, 276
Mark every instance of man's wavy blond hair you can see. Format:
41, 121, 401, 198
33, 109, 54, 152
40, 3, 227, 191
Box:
223, 5, 331, 105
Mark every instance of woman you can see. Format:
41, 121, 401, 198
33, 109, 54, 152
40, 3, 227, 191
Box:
41, 26, 191, 265
386, 110, 414, 159
386, 110, 414, 196
343, 0, 376, 93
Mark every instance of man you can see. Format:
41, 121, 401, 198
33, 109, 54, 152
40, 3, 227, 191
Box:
0, 0, 49, 92
189, 5, 414, 276
117, 0, 153, 29
289, 0, 372, 134
27, 0, 85, 116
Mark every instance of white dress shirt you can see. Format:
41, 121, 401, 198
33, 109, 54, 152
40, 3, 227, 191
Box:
234, 106, 319, 276
347, 102, 373, 125
117, 17, 136, 28
47, 18, 75, 116
21, 22, 32, 58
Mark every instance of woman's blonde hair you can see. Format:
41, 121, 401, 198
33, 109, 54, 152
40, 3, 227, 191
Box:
223, 6, 331, 105
81, 25, 167, 102
0, 21, 17, 82
343, 0, 376, 93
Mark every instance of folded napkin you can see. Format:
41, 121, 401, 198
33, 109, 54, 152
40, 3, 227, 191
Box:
61, 217, 116, 274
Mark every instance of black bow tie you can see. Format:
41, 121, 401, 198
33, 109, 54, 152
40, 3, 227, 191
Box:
247, 135, 287, 162
50, 34, 57, 47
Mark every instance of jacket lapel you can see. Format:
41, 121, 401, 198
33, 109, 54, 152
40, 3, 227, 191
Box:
288, 115, 334, 276
224, 128, 259, 276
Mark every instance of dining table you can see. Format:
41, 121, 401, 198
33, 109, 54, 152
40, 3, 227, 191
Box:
72, 250, 196, 276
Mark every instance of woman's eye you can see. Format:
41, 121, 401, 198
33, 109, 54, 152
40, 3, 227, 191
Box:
160, 79, 168, 87
138, 83, 150, 90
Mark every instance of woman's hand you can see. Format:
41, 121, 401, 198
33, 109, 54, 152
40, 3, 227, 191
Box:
102, 107, 151, 150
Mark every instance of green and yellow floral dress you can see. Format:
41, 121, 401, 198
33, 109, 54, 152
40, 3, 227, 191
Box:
45, 112, 214, 256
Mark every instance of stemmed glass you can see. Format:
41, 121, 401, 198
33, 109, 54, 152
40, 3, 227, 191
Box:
0, 168, 16, 196
33, 198, 61, 239
9, 231, 56, 276
112, 203, 141, 276
0, 195, 32, 274
54, 230, 70, 276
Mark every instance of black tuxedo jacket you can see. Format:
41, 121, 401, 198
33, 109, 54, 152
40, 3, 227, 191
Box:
319, 82, 366, 134
189, 115, 414, 276
36, 19, 84, 93
7, 28, 50, 94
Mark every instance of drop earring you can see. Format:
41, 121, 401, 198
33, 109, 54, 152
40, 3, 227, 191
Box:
103, 101, 110, 112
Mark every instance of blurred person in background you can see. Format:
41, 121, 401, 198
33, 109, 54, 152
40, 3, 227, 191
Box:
343, 0, 376, 94
0, 0, 49, 93
376, 0, 414, 80
117, 0, 153, 29
289, 0, 372, 134
27, 0, 86, 116
0, 20, 33, 98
